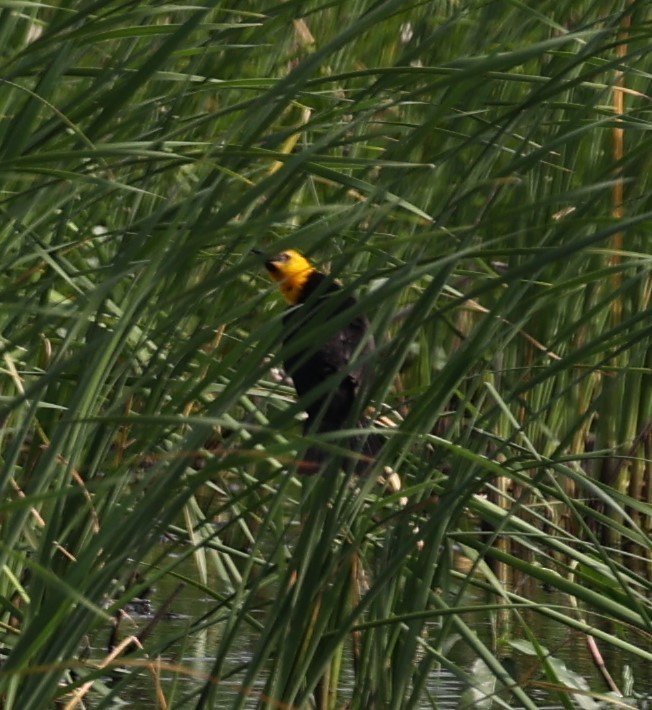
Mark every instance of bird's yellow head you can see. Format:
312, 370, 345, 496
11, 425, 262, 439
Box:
261, 249, 317, 305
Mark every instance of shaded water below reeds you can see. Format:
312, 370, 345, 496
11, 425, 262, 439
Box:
94, 543, 652, 709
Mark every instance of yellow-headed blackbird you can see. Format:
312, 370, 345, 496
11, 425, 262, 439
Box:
256, 249, 380, 474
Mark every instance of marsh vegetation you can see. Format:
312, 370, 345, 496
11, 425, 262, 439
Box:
0, 1, 650, 708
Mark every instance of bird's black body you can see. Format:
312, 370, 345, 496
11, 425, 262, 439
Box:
283, 273, 369, 424
280, 272, 377, 473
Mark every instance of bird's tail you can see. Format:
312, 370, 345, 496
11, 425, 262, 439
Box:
298, 418, 384, 476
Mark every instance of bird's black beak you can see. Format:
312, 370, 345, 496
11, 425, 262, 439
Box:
251, 249, 275, 273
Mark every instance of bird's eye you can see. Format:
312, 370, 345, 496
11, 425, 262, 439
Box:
277, 252, 291, 262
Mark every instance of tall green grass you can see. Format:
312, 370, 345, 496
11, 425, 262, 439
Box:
0, 0, 650, 707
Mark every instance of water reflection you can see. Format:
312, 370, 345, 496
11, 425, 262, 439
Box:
92, 543, 652, 708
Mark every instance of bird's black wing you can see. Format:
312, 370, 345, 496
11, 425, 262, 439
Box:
282, 290, 372, 431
